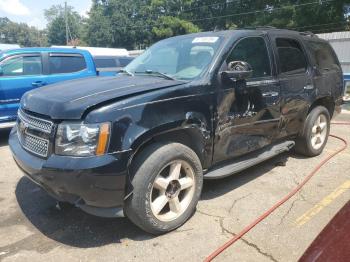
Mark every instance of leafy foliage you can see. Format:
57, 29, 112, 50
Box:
45, 4, 85, 46
0, 17, 47, 47
1, 1, 349, 48
84, 0, 349, 48
84, 0, 200, 49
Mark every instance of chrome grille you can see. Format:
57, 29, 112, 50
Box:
18, 131, 49, 157
18, 109, 53, 134
17, 110, 53, 158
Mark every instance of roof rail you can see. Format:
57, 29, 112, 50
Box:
242, 26, 277, 30
299, 31, 319, 38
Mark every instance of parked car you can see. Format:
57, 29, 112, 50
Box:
0, 44, 21, 51
0, 48, 108, 128
299, 200, 350, 261
9, 29, 344, 234
93, 56, 134, 73
52, 45, 129, 57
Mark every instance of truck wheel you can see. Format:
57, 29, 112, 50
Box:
124, 142, 203, 235
295, 106, 330, 157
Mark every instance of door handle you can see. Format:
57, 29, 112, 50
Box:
262, 91, 279, 97
304, 84, 314, 90
32, 81, 47, 87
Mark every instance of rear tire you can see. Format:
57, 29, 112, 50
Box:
295, 106, 330, 157
124, 142, 203, 235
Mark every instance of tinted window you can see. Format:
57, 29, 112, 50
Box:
49, 54, 86, 74
227, 37, 271, 78
118, 57, 133, 67
94, 58, 117, 68
126, 36, 223, 80
0, 55, 42, 76
142, 47, 180, 74
308, 41, 339, 71
276, 38, 308, 74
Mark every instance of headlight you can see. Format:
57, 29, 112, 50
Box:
55, 122, 111, 157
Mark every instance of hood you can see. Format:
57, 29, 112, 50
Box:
22, 75, 184, 119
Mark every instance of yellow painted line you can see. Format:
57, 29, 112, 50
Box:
296, 180, 350, 226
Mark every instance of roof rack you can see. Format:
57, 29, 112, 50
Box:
299, 31, 319, 38
242, 26, 277, 30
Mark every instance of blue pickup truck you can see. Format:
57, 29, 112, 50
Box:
0, 47, 121, 128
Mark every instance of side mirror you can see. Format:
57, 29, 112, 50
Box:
221, 61, 253, 81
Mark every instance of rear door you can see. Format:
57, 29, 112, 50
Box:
0, 53, 45, 122
45, 52, 96, 85
269, 35, 313, 137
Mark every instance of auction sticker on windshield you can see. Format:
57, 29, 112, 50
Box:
192, 37, 219, 43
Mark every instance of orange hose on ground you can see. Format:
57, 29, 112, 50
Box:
332, 122, 350, 125
205, 125, 348, 262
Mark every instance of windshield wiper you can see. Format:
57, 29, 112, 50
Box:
118, 68, 134, 76
135, 70, 176, 81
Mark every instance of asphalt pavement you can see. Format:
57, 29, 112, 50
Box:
0, 112, 349, 262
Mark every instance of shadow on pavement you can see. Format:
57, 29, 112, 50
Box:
0, 128, 11, 147
15, 177, 153, 248
14, 151, 298, 248
201, 152, 294, 200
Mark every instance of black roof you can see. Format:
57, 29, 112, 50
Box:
161, 27, 328, 44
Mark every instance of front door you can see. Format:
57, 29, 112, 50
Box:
0, 53, 45, 122
213, 36, 281, 164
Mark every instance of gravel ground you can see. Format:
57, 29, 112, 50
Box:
0, 112, 349, 262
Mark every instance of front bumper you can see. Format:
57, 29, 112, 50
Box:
9, 127, 131, 217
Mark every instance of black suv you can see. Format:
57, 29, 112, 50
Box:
9, 29, 344, 234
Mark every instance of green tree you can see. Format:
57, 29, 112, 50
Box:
45, 4, 84, 45
71, 0, 350, 48
152, 16, 200, 40
185, 0, 348, 33
0, 17, 47, 47
85, 0, 200, 49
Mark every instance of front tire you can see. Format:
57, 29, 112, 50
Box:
124, 143, 203, 235
295, 106, 330, 157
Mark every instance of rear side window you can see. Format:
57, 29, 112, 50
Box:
227, 37, 271, 78
49, 54, 86, 74
276, 38, 308, 74
0, 55, 42, 76
307, 41, 340, 71
118, 57, 133, 67
94, 58, 117, 68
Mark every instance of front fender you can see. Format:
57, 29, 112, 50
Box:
85, 83, 214, 165
123, 119, 212, 200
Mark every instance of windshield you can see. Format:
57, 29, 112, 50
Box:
125, 36, 223, 80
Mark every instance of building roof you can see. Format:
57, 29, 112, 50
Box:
317, 31, 350, 74
0, 43, 20, 51
317, 31, 350, 41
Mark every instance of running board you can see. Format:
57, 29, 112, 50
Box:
204, 141, 295, 179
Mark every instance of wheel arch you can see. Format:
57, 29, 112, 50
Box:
124, 124, 211, 198
129, 125, 210, 169
308, 96, 335, 118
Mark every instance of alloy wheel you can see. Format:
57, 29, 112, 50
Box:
150, 160, 196, 222
310, 114, 328, 150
